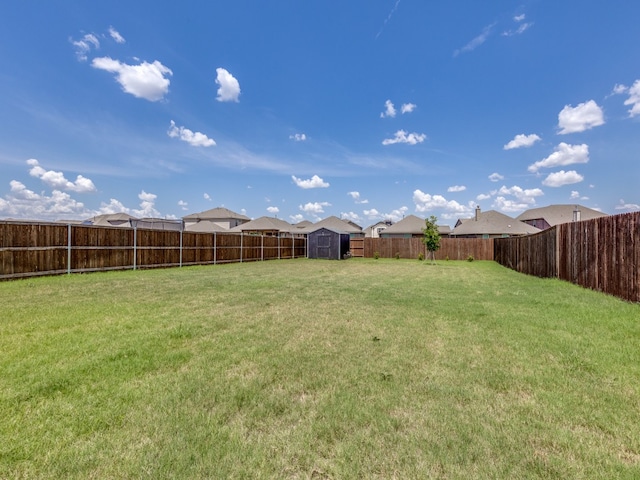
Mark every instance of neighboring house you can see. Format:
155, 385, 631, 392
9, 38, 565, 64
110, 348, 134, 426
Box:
516, 204, 607, 230
88, 212, 137, 227
451, 207, 540, 238
131, 218, 184, 231
183, 207, 250, 232
363, 220, 394, 238
229, 216, 295, 236
379, 215, 451, 238
300, 216, 363, 238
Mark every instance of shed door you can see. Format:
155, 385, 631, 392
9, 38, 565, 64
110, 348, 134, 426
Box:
317, 233, 331, 259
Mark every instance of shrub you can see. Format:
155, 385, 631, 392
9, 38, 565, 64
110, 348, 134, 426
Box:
445, 255, 450, 261
467, 255, 475, 262
373, 251, 380, 260
418, 252, 424, 261
395, 252, 401, 260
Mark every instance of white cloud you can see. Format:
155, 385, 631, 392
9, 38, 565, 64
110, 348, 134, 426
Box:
380, 99, 396, 118
528, 142, 589, 173
447, 185, 466, 193
348, 191, 369, 204
570, 191, 589, 200
27, 159, 96, 193
514, 14, 526, 22
97, 198, 130, 215
612, 83, 628, 95
267, 206, 279, 214
488, 172, 504, 182
496, 185, 544, 205
0, 180, 90, 219
624, 80, 640, 117
108, 26, 125, 44
382, 130, 427, 146
299, 202, 331, 214
557, 100, 605, 134
412, 190, 470, 215
364, 206, 408, 223
167, 120, 216, 147
289, 213, 305, 223
476, 193, 492, 201
340, 211, 361, 223
542, 170, 584, 187
289, 133, 307, 141
70, 33, 100, 61
504, 133, 541, 150
492, 197, 530, 213
615, 199, 640, 211
292, 175, 329, 189
132, 190, 160, 217
215, 67, 241, 102
203, 193, 212, 201
454, 23, 495, 57
92, 57, 172, 101
401, 103, 416, 114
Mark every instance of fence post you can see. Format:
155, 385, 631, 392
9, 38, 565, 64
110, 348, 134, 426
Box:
213, 232, 217, 265
133, 226, 137, 270
261, 235, 264, 261
179, 228, 183, 268
240, 233, 243, 263
67, 223, 72, 275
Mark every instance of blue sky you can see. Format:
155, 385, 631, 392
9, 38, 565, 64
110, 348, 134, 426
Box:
1, 1, 639, 227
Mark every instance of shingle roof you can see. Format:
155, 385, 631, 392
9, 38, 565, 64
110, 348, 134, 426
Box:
184, 221, 229, 233
379, 214, 451, 235
183, 207, 250, 221
298, 216, 362, 234
229, 216, 294, 233
452, 210, 540, 236
516, 204, 607, 226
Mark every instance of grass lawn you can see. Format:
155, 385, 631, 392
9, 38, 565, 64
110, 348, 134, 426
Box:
1, 259, 639, 479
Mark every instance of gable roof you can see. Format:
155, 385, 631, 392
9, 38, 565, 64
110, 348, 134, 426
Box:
183, 207, 250, 221
228, 216, 293, 233
452, 210, 540, 236
516, 204, 607, 226
299, 216, 362, 234
89, 212, 137, 227
380, 214, 451, 235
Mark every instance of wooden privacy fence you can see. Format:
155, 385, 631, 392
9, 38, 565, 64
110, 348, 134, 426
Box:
0, 221, 307, 280
495, 211, 640, 303
350, 237, 494, 261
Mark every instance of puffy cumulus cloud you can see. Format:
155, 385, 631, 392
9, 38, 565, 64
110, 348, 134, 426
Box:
557, 100, 604, 134
542, 170, 584, 187
203, 193, 212, 201
92, 57, 172, 101
624, 80, 640, 117
289, 133, 307, 141
504, 133, 541, 150
132, 190, 161, 217
108, 26, 125, 43
382, 130, 427, 146
447, 185, 466, 193
289, 213, 305, 223
97, 198, 130, 215
0, 180, 90, 219
412, 190, 470, 216
299, 202, 331, 214
70, 33, 100, 61
401, 103, 416, 114
495, 185, 544, 205
167, 120, 216, 147
488, 172, 504, 182
178, 200, 188, 211
380, 99, 396, 118
492, 197, 531, 213
570, 190, 589, 201
528, 143, 589, 173
615, 199, 640, 212
340, 211, 361, 223
476, 193, 492, 201
27, 159, 96, 193
348, 191, 369, 204
292, 175, 329, 189
215, 67, 241, 102
267, 206, 280, 214
364, 206, 408, 223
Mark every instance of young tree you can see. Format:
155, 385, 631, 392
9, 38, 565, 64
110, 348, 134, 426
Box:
422, 215, 441, 264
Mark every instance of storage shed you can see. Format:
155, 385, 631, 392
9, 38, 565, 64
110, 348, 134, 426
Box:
307, 227, 351, 260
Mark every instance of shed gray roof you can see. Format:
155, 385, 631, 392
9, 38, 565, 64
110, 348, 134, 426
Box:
516, 204, 607, 226
298, 216, 362, 234
452, 210, 540, 236
183, 207, 250, 221
380, 214, 451, 235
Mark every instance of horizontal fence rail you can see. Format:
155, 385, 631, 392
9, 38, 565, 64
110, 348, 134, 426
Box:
350, 237, 494, 261
495, 211, 640, 303
0, 221, 307, 280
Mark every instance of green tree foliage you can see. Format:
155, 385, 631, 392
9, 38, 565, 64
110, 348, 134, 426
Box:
422, 215, 441, 264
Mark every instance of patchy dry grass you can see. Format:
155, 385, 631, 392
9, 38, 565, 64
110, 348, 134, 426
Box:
1, 259, 639, 478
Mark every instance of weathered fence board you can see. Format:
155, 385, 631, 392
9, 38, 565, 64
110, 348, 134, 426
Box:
356, 237, 494, 261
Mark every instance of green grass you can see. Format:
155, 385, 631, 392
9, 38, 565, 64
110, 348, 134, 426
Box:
1, 259, 639, 479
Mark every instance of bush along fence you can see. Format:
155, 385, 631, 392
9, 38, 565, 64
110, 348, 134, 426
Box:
350, 237, 494, 261
0, 221, 307, 280
495, 211, 640, 303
